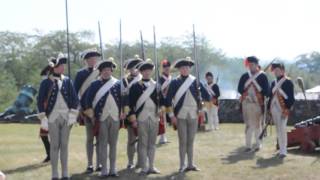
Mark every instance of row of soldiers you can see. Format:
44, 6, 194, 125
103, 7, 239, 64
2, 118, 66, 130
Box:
37, 50, 294, 180
37, 49, 221, 180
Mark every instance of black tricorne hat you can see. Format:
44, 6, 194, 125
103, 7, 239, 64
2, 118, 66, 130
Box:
125, 55, 143, 70
82, 49, 101, 60
48, 53, 67, 68
136, 59, 154, 71
97, 57, 117, 71
173, 57, 194, 68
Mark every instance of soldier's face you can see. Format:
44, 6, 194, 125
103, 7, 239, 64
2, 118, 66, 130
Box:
86, 57, 98, 68
141, 69, 153, 79
206, 76, 213, 83
53, 64, 64, 74
162, 66, 170, 75
273, 68, 284, 77
179, 66, 190, 76
100, 67, 112, 79
129, 68, 138, 76
248, 63, 258, 73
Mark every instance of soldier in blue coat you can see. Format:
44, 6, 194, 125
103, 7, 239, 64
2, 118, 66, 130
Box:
268, 62, 295, 158
37, 54, 79, 180
165, 57, 211, 172
84, 58, 125, 177
74, 49, 102, 173
121, 55, 143, 169
204, 72, 221, 130
158, 59, 172, 144
237, 56, 270, 152
128, 60, 163, 175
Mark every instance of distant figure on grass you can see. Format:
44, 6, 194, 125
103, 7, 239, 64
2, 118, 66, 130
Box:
158, 59, 172, 144
204, 72, 220, 130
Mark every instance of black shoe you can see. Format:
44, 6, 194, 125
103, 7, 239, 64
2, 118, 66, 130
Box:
244, 148, 252, 153
109, 173, 119, 177
42, 156, 50, 163
85, 166, 94, 174
51, 178, 59, 180
127, 164, 134, 169
61, 177, 69, 180
139, 170, 148, 176
278, 154, 287, 159
95, 166, 102, 172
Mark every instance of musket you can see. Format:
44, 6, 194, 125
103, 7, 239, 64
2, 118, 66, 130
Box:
193, 25, 201, 111
140, 30, 145, 61
119, 20, 125, 128
98, 21, 104, 59
192, 25, 202, 113
263, 58, 277, 72
216, 72, 219, 84
65, 0, 71, 108
153, 26, 160, 114
259, 97, 270, 140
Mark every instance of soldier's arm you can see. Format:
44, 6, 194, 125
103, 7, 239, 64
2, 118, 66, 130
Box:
285, 80, 295, 109
73, 71, 82, 95
237, 75, 245, 94
128, 83, 138, 122
37, 80, 49, 114
261, 74, 270, 97
214, 84, 220, 98
83, 82, 95, 118
165, 80, 176, 118
68, 78, 79, 110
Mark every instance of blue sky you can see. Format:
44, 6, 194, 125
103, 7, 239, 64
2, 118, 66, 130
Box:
1, 0, 320, 61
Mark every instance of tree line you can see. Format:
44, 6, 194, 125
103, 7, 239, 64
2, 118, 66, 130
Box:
0, 30, 318, 111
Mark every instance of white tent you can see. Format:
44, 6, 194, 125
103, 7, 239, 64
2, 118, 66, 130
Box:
295, 85, 320, 100
306, 85, 320, 93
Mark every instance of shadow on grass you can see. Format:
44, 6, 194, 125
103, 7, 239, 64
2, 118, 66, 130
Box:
70, 168, 187, 180
3, 162, 49, 175
288, 148, 320, 165
288, 148, 320, 157
221, 147, 256, 164
254, 156, 284, 169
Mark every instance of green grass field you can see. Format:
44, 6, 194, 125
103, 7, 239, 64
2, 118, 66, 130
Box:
0, 123, 320, 180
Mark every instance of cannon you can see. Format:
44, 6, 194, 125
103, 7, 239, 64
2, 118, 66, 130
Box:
285, 115, 320, 152
0, 85, 37, 122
